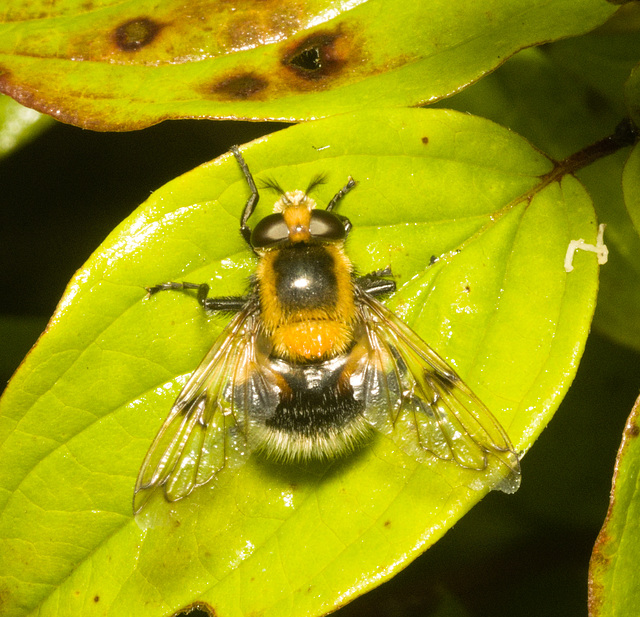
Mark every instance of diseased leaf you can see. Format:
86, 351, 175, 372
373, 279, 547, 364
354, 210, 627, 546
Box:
589, 395, 640, 617
0, 0, 616, 129
0, 109, 599, 616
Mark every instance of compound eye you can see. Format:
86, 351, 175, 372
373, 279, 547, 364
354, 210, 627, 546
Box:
251, 213, 289, 248
309, 210, 346, 241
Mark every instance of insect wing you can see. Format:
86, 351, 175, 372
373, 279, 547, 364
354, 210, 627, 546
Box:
355, 291, 521, 494
134, 301, 268, 512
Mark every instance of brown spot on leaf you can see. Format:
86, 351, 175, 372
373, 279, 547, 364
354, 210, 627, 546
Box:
93, 596, 100, 603
0, 66, 13, 91
220, 1, 303, 52
627, 422, 640, 438
588, 577, 604, 617
421, 136, 429, 144
174, 602, 216, 617
114, 17, 163, 52
590, 545, 611, 569
0, 71, 83, 127
283, 29, 349, 81
209, 72, 268, 100
384, 519, 391, 527
588, 542, 610, 617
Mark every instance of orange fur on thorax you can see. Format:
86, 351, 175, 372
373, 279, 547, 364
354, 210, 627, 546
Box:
274, 320, 352, 360
257, 243, 356, 362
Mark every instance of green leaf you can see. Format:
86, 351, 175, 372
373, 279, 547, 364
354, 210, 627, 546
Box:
0, 94, 51, 158
0, 0, 616, 129
438, 28, 640, 350
0, 108, 599, 616
626, 60, 640, 128
624, 142, 640, 234
589, 395, 640, 617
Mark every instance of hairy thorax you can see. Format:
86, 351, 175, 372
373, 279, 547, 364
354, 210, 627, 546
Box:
256, 242, 356, 361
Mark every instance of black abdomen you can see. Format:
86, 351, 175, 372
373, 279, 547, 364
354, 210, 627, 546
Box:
253, 353, 371, 460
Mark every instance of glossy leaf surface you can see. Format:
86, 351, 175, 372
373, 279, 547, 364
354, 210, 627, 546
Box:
0, 0, 616, 129
0, 109, 599, 616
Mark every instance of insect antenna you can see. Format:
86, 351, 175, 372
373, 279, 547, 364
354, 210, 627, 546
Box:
260, 177, 286, 195
260, 176, 294, 206
305, 174, 327, 195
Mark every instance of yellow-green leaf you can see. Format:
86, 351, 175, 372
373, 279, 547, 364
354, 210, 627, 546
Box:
0, 108, 600, 616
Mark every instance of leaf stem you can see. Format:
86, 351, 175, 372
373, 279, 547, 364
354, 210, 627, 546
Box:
543, 117, 639, 185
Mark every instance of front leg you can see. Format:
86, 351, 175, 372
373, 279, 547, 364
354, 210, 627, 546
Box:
146, 281, 248, 312
230, 145, 260, 248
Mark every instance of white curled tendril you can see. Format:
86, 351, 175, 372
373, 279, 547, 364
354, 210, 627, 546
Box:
564, 223, 609, 273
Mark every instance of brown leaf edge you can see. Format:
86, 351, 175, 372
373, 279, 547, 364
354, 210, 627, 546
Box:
588, 394, 640, 616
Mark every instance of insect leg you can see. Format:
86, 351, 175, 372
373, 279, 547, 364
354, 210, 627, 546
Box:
356, 269, 396, 297
326, 177, 356, 212
231, 145, 259, 247
146, 281, 247, 312
146, 281, 201, 295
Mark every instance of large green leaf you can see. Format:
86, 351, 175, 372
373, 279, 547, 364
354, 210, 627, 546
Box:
0, 0, 616, 129
0, 109, 599, 616
589, 395, 640, 617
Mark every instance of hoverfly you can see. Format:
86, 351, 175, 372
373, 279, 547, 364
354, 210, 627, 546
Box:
134, 147, 521, 513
